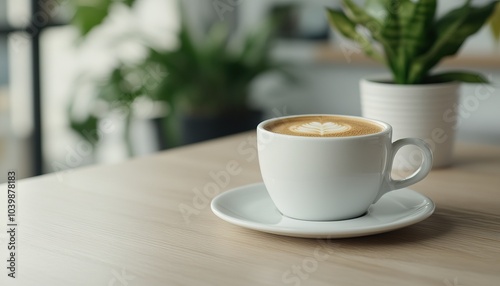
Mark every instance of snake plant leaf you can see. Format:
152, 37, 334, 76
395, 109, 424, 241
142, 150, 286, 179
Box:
326, 8, 360, 41
380, 0, 402, 82
342, 0, 382, 33
425, 71, 489, 84
381, 0, 401, 53
399, 0, 436, 83
437, 0, 496, 56
409, 1, 497, 84
343, 0, 398, 67
406, 0, 470, 83
490, 2, 500, 42
326, 8, 384, 63
364, 0, 390, 21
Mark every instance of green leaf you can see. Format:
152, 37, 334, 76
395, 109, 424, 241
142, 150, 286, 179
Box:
327, 8, 361, 41
398, 0, 436, 83
364, 0, 390, 21
409, 0, 497, 84
381, 0, 401, 53
72, 0, 116, 36
490, 2, 500, 42
342, 0, 397, 66
342, 0, 382, 33
381, 0, 403, 83
326, 8, 384, 63
70, 115, 99, 146
425, 71, 489, 84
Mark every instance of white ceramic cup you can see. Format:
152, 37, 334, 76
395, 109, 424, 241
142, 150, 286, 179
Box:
257, 114, 433, 221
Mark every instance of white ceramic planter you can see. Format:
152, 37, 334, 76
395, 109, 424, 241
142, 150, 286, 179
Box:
360, 79, 460, 169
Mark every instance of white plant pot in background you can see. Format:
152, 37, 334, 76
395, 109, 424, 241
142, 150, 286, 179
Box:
360, 79, 460, 169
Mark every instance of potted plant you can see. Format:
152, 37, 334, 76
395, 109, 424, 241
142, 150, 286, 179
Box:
68, 1, 286, 153
327, 0, 498, 169
146, 13, 284, 146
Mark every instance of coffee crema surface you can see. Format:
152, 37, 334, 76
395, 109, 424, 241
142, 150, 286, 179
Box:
265, 116, 384, 137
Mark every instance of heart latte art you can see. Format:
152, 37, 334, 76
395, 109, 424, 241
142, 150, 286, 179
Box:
265, 116, 383, 137
289, 121, 351, 136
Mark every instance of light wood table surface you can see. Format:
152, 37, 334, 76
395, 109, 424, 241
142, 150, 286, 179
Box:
1, 132, 499, 285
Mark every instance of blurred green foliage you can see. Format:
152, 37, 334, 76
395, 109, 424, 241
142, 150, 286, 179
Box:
71, 0, 136, 36
68, 0, 286, 151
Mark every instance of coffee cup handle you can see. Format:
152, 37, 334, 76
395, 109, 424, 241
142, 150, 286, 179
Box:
373, 138, 433, 203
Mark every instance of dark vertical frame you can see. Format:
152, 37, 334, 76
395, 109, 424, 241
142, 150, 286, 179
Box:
31, 0, 43, 175
0, 0, 66, 176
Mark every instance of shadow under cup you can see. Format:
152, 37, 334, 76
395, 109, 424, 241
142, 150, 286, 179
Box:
256, 114, 432, 221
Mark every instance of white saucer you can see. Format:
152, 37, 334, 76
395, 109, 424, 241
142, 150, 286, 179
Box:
211, 183, 435, 238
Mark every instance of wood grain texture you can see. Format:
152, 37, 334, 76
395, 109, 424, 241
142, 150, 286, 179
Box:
0, 132, 499, 285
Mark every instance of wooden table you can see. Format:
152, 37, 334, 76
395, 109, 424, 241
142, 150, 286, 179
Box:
1, 132, 499, 285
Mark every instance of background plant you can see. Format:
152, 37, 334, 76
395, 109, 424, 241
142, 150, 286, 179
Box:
68, 0, 286, 151
147, 14, 281, 116
327, 0, 499, 84
146, 14, 284, 146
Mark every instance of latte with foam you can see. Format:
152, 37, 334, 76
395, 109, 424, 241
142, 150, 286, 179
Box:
264, 115, 383, 137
